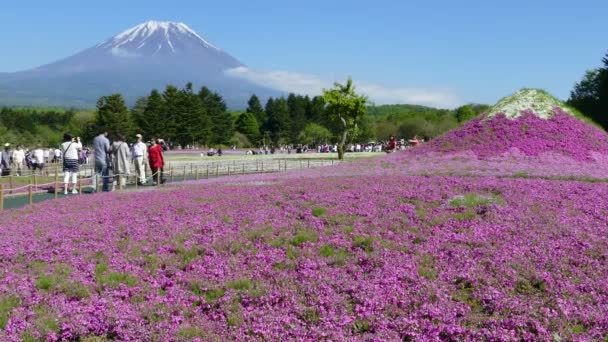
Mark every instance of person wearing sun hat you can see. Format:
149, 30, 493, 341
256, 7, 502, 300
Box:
132, 133, 147, 185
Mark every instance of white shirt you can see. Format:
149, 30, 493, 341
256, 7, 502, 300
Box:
54, 149, 61, 157
61, 141, 82, 160
33, 149, 45, 164
132, 141, 146, 157
12, 149, 25, 163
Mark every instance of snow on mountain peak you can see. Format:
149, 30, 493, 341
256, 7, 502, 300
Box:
100, 20, 219, 54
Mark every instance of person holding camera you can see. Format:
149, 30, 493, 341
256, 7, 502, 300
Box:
61, 133, 82, 194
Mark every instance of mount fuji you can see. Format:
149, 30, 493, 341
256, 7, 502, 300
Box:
0, 21, 278, 108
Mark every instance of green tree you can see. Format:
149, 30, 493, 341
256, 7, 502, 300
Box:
177, 82, 210, 147
264, 97, 291, 145
455, 104, 477, 123
298, 123, 332, 145
139, 89, 166, 141
287, 93, 308, 143
95, 94, 133, 138
322, 78, 368, 159
200, 87, 234, 146
568, 52, 608, 129
162, 85, 181, 143
235, 111, 260, 144
246, 94, 266, 127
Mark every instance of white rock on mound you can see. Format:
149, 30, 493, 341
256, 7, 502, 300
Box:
487, 88, 574, 119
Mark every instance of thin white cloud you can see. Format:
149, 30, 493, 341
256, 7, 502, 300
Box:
110, 47, 140, 58
225, 66, 461, 108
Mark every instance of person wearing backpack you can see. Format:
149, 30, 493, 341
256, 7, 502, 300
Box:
61, 133, 82, 194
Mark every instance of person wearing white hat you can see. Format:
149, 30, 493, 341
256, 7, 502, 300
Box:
132, 134, 147, 185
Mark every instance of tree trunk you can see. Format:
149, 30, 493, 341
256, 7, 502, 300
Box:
338, 115, 347, 160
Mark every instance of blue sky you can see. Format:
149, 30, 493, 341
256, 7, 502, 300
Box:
0, 0, 606, 107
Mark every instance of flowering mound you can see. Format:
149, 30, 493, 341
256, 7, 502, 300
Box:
418, 89, 608, 161
1, 174, 608, 341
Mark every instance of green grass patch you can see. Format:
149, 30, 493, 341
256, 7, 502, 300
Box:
417, 253, 438, 280
291, 229, 319, 247
94, 262, 137, 290
0, 295, 21, 329
352, 236, 374, 252
449, 193, 500, 208
190, 282, 226, 303
311, 207, 327, 217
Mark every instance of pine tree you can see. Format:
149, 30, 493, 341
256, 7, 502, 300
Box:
95, 94, 133, 138
200, 87, 234, 146
264, 97, 290, 145
235, 111, 260, 144
140, 89, 166, 141
287, 93, 308, 143
246, 94, 266, 127
176, 83, 210, 148
162, 85, 181, 143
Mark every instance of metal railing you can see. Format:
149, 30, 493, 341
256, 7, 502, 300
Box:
0, 158, 338, 211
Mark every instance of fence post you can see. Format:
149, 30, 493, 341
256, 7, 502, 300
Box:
9, 175, 13, 195
216, 163, 219, 176
96, 175, 101, 193
170, 166, 174, 183
118, 175, 123, 191
190, 163, 193, 178
0, 184, 4, 211
242, 163, 245, 174
227, 165, 230, 176
28, 184, 33, 206
135, 174, 139, 190
195, 166, 199, 180
261, 161, 264, 172
206, 165, 209, 179
308, 159, 310, 168
157, 170, 161, 186
54, 171, 59, 199
78, 174, 82, 194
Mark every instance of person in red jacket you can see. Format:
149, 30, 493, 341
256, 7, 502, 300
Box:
148, 138, 166, 185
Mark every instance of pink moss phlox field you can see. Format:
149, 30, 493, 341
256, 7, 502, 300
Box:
1, 170, 608, 340
417, 109, 608, 161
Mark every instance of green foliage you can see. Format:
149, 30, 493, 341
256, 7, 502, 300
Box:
246, 94, 266, 127
298, 123, 332, 145
200, 86, 234, 146
322, 78, 368, 159
235, 111, 260, 144
455, 105, 477, 123
95, 94, 133, 138
568, 54, 608, 130
264, 97, 291, 145
0, 107, 86, 146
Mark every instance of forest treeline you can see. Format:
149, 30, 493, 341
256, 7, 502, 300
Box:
1, 83, 489, 147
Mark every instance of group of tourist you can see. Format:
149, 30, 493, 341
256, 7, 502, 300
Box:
0, 143, 91, 177
1, 131, 168, 194
86, 131, 168, 193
